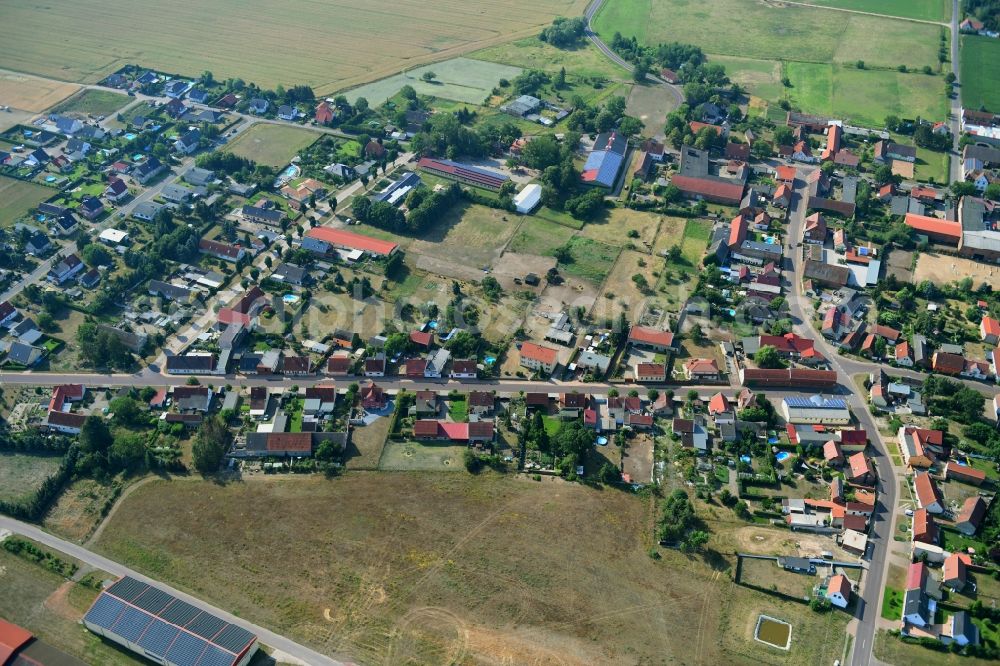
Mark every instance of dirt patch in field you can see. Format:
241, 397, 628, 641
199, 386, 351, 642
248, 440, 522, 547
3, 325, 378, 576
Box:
913, 251, 999, 287
733, 526, 848, 559
885, 248, 914, 283
492, 252, 556, 291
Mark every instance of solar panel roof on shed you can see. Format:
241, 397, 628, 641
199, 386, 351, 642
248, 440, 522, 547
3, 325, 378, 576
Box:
83, 576, 257, 666
783, 396, 847, 409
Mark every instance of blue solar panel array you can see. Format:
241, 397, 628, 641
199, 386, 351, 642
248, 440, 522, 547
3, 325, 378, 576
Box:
83, 576, 256, 666
783, 396, 847, 409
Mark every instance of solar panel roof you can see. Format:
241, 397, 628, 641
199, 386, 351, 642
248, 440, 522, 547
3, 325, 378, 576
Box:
83, 577, 257, 666
783, 396, 847, 408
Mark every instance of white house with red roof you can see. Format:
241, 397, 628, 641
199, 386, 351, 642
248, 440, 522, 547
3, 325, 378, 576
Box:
519, 342, 558, 374
981, 315, 1000, 345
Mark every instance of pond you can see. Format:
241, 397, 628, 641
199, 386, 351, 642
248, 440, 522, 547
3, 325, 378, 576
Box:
754, 615, 791, 650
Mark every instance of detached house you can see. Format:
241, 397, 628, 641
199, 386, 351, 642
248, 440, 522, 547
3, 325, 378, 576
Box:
981, 315, 1000, 345
519, 342, 558, 374
199, 238, 245, 263
914, 472, 944, 514
173, 129, 201, 155
955, 496, 988, 536
48, 253, 84, 284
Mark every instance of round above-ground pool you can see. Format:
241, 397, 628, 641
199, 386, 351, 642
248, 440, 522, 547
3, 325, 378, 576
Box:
740, 455, 752, 464
596, 436, 608, 446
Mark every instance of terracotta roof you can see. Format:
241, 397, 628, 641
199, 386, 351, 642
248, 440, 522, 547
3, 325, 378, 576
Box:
957, 496, 988, 530
903, 213, 961, 240
912, 508, 937, 544
0, 618, 33, 663
895, 341, 910, 361
839, 429, 867, 445
827, 574, 851, 600
944, 552, 969, 584
635, 362, 666, 378
729, 214, 748, 248
983, 316, 1000, 338
629, 326, 674, 348
689, 121, 723, 135
683, 358, 719, 374
327, 356, 352, 373
410, 330, 433, 347
914, 472, 941, 509
468, 391, 494, 407
823, 440, 842, 461
708, 392, 730, 415
847, 452, 873, 480
775, 165, 796, 182
671, 174, 744, 204
932, 351, 964, 375
520, 342, 558, 365
306, 226, 399, 256
947, 462, 986, 484
451, 359, 477, 375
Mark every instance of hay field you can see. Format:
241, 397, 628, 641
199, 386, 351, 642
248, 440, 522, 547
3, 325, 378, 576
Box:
803, 0, 949, 22
961, 35, 1000, 112
0, 71, 80, 112
225, 123, 320, 167
0, 0, 588, 94
593, 0, 942, 70
407, 202, 520, 276
94, 474, 733, 666
0, 176, 56, 227
0, 452, 63, 503
913, 251, 1000, 286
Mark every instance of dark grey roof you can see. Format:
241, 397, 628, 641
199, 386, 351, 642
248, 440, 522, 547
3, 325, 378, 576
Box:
6, 341, 43, 365
165, 354, 215, 371
84, 576, 256, 665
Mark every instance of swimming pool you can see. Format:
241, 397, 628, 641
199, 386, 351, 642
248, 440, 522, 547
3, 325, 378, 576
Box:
740, 455, 752, 464
768, 436, 779, 444
124, 132, 137, 140
775, 451, 791, 462
427, 321, 438, 329
133, 153, 144, 161
764, 236, 778, 244
282, 293, 300, 304
273, 164, 301, 187
484, 356, 496, 365
728, 308, 737, 316
596, 436, 608, 446
45, 176, 57, 182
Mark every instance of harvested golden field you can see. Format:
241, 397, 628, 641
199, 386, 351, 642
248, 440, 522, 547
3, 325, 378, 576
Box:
94, 474, 731, 665
0, 70, 80, 111
0, 0, 588, 93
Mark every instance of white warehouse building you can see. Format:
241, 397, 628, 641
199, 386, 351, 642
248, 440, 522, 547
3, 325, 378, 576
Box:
513, 183, 542, 214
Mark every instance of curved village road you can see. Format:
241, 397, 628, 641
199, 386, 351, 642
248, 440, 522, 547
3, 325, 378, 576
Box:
0, 515, 352, 666
584, 0, 684, 108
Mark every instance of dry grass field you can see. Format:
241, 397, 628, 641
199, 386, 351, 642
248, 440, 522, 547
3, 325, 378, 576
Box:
0, 452, 63, 504
408, 203, 521, 281
225, 124, 320, 168
0, 0, 588, 93
597, 249, 659, 323
0, 71, 80, 111
94, 474, 736, 665
913, 251, 1000, 286
42, 477, 121, 543
580, 208, 661, 249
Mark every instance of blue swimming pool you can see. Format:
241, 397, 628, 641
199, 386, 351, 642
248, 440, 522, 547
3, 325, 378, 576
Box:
282, 293, 300, 304
768, 436, 779, 444
124, 132, 137, 140
596, 436, 608, 446
133, 153, 144, 161
484, 356, 496, 365
740, 455, 752, 464
775, 451, 791, 462
427, 321, 438, 329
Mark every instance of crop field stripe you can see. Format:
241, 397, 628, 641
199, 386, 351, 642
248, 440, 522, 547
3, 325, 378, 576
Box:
0, 0, 589, 94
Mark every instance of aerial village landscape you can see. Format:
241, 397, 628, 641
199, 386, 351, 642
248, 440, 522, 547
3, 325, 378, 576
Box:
0, 0, 1000, 665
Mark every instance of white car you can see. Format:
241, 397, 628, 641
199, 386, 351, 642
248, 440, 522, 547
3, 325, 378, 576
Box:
904, 509, 914, 517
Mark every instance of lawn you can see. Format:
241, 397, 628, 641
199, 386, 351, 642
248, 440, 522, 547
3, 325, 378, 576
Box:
560, 236, 620, 284
961, 35, 1000, 112
508, 216, 576, 256
226, 123, 320, 167
0, 0, 587, 93
593, 0, 942, 70
51, 88, 129, 117
378, 441, 466, 470
803, 0, 949, 22
739, 557, 816, 600
448, 397, 468, 422
0, 175, 55, 227
0, 451, 63, 503
534, 206, 585, 230
93, 474, 735, 665
710, 55, 786, 103
784, 62, 947, 128
344, 57, 523, 106
881, 585, 903, 620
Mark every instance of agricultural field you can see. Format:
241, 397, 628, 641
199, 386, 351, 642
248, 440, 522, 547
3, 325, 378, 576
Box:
710, 55, 786, 103
960, 35, 1000, 112
560, 236, 620, 284
0, 0, 588, 94
0, 452, 63, 503
783, 63, 947, 128
593, 0, 942, 70
51, 88, 130, 117
803, 0, 949, 22
225, 123, 320, 167
344, 58, 522, 106
0, 176, 56, 227
93, 474, 736, 666
0, 546, 143, 665
0, 71, 79, 112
